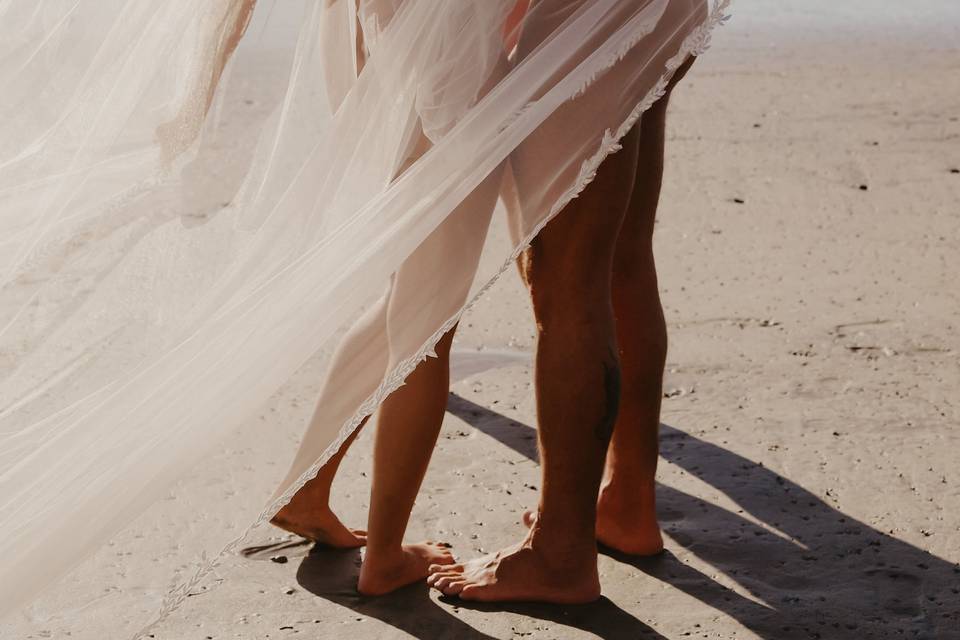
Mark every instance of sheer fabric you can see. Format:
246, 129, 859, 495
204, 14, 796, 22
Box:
0, 0, 729, 632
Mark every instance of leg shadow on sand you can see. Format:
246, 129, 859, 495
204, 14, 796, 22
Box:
244, 534, 500, 639
247, 393, 957, 639
291, 543, 663, 640
447, 394, 960, 640
272, 390, 663, 640
294, 546, 500, 640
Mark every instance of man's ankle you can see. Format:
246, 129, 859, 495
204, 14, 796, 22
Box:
527, 521, 597, 565
600, 476, 656, 502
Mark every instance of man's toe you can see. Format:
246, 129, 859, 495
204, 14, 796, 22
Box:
429, 562, 463, 574
441, 579, 468, 596
427, 570, 458, 589
431, 574, 457, 592
458, 584, 485, 601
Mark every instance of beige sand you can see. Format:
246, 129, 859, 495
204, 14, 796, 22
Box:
9, 3, 960, 639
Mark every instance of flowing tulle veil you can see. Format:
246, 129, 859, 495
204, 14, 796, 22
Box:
0, 0, 730, 634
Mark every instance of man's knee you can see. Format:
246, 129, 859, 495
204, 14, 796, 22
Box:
523, 241, 614, 320
612, 240, 656, 284
526, 275, 611, 331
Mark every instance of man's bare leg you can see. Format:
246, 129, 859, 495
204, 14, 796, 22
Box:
596, 100, 670, 556
427, 128, 640, 603
517, 57, 694, 554
598, 57, 694, 556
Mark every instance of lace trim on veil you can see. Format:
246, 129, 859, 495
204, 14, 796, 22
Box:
136, 1, 731, 636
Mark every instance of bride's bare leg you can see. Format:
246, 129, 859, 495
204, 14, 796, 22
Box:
357, 326, 459, 596
270, 426, 367, 548
270, 295, 391, 548
357, 158, 504, 595
271, 11, 510, 556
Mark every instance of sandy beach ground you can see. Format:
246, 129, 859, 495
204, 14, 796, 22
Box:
9, 1, 960, 638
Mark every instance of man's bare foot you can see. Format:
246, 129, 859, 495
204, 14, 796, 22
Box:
519, 484, 664, 557
596, 482, 664, 556
358, 542, 456, 596
271, 503, 366, 549
426, 539, 601, 603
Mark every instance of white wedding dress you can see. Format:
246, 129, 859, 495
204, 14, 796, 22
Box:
0, 0, 729, 634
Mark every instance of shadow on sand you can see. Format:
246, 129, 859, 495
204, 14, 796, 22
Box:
295, 546, 500, 640
294, 545, 666, 640
448, 394, 959, 640
277, 392, 957, 639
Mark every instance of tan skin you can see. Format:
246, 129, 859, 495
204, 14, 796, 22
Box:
274, 54, 694, 600
426, 60, 693, 600
216, 0, 695, 599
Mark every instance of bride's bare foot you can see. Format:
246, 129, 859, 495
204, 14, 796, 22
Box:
427, 538, 601, 603
271, 503, 366, 549
358, 542, 456, 596
519, 483, 663, 557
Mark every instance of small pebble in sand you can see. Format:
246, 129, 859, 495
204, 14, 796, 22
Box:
950, 168, 959, 174
284, 587, 296, 595
858, 184, 869, 191
270, 555, 288, 564
733, 197, 745, 204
